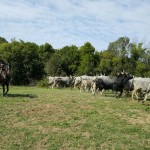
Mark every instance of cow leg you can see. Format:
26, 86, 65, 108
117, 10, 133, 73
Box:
92, 83, 96, 96
122, 90, 130, 97
132, 89, 140, 101
118, 91, 123, 97
75, 83, 79, 89
113, 90, 117, 97
132, 91, 134, 101
142, 84, 150, 103
114, 90, 121, 98
142, 93, 148, 103
100, 89, 105, 95
85, 85, 88, 92
132, 90, 136, 101
132, 90, 135, 100
52, 83, 55, 89
92, 90, 95, 95
80, 85, 83, 93
88, 86, 91, 92
135, 92, 139, 100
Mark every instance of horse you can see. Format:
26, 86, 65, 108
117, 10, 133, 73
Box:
0, 62, 11, 97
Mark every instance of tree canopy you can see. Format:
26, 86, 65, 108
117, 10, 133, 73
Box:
0, 36, 149, 85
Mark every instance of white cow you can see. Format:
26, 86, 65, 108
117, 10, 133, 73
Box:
80, 77, 96, 93
73, 75, 96, 89
48, 76, 60, 89
54, 76, 74, 88
131, 78, 150, 102
73, 76, 82, 89
80, 79, 93, 93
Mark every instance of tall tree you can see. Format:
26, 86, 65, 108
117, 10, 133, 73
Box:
78, 42, 97, 75
98, 50, 114, 75
129, 42, 149, 76
108, 37, 130, 57
46, 51, 64, 76
46, 45, 80, 76
106, 37, 130, 74
59, 45, 80, 76
39, 43, 55, 62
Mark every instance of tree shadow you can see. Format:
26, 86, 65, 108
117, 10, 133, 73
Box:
7, 93, 37, 99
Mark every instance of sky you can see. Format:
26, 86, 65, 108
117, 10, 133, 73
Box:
0, 0, 150, 51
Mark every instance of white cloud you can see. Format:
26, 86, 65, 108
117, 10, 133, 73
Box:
0, 0, 150, 51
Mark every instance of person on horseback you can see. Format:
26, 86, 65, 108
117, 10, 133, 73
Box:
0, 60, 11, 96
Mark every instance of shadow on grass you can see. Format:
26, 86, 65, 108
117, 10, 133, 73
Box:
7, 93, 37, 99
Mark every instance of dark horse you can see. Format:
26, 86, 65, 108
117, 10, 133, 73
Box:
0, 61, 11, 97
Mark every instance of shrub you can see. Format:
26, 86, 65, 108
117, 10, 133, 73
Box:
36, 78, 48, 87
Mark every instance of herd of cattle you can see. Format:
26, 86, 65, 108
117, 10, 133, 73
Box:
48, 72, 150, 103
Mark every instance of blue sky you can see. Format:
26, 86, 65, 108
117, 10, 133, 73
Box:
0, 0, 150, 51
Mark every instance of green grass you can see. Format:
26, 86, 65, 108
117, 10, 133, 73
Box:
0, 86, 150, 150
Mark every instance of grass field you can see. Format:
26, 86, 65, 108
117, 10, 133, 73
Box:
0, 86, 150, 150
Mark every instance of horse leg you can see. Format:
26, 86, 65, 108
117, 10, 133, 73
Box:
2, 84, 5, 97
4, 83, 9, 96
2, 83, 9, 97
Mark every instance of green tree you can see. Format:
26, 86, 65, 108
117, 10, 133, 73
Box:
98, 50, 113, 75
0, 37, 8, 44
108, 37, 130, 57
59, 45, 80, 76
46, 45, 80, 76
46, 51, 64, 76
39, 43, 55, 62
78, 42, 97, 75
106, 37, 131, 74
0, 39, 45, 85
144, 48, 150, 77
129, 43, 145, 61
0, 42, 12, 63
133, 44, 149, 76
22, 41, 45, 82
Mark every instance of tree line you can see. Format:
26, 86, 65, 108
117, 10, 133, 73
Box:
0, 36, 149, 85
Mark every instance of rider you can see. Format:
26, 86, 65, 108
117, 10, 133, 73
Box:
0, 60, 7, 78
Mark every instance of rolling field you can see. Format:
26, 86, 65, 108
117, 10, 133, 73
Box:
0, 86, 150, 150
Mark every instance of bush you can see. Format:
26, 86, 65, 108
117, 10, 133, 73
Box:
36, 78, 48, 87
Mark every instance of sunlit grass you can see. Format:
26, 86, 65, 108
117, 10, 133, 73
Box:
0, 86, 150, 150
